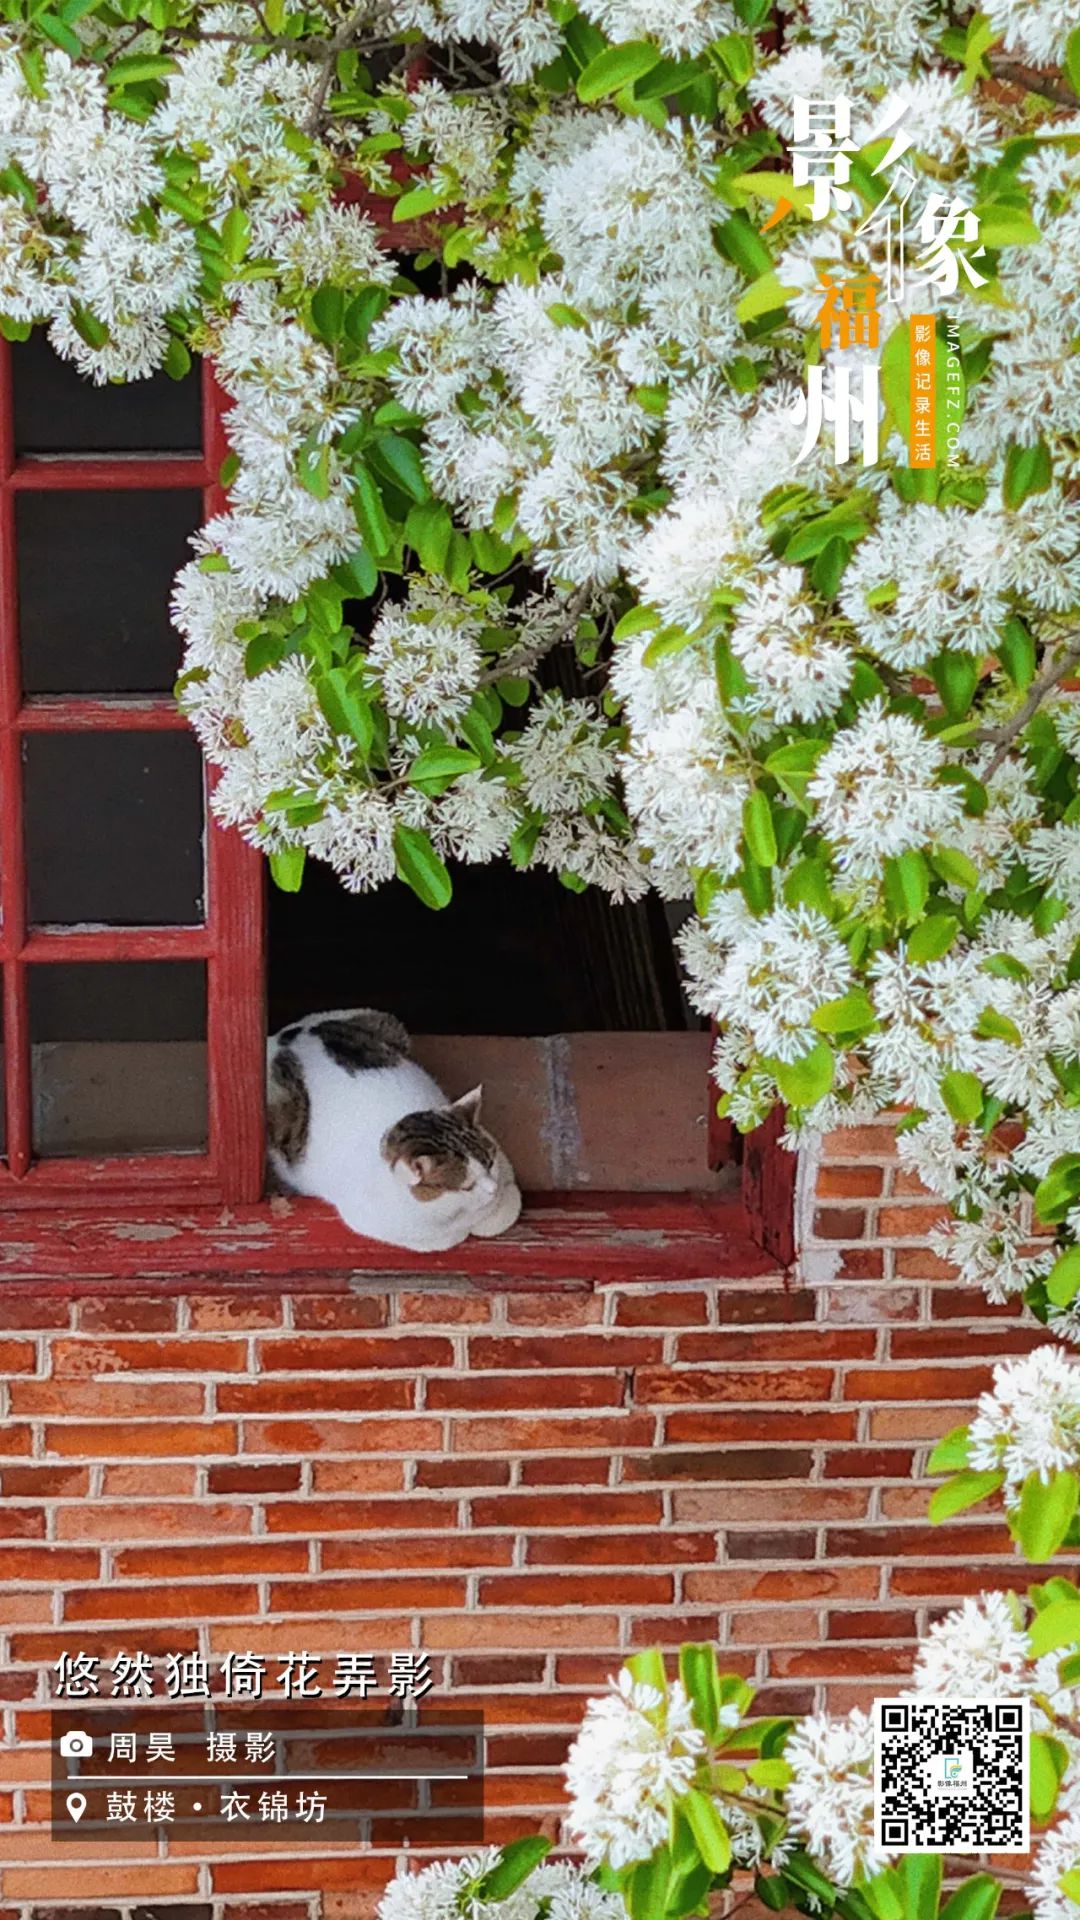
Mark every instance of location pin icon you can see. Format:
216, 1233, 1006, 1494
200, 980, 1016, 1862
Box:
65, 1793, 87, 1823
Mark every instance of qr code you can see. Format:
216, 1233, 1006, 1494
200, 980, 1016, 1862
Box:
873, 1698, 1030, 1854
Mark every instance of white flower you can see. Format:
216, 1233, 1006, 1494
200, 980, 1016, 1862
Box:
784, 1708, 892, 1888
564, 1669, 706, 1870
367, 594, 483, 730
968, 1346, 1080, 1501
1029, 1805, 1080, 1920
808, 702, 964, 881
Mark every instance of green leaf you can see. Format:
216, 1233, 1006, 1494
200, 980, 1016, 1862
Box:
369, 433, 429, 504
1047, 1247, 1080, 1310
311, 282, 346, 343
220, 205, 251, 266
763, 738, 827, 806
392, 182, 448, 223
682, 1787, 732, 1873
1030, 1733, 1069, 1820
613, 605, 660, 642
577, 40, 662, 100
1034, 1155, 1080, 1225
679, 1644, 722, 1740
743, 789, 778, 867
107, 49, 177, 84
972, 202, 1041, 248
998, 616, 1037, 691
939, 1875, 1001, 1920
475, 1838, 551, 1902
927, 1469, 1004, 1523
880, 320, 963, 467
736, 268, 796, 324
811, 534, 849, 600
899, 1854, 942, 1920
930, 650, 980, 722
269, 846, 305, 892
1027, 1598, 1080, 1655
352, 460, 392, 558
626, 1647, 667, 1691
940, 1071, 983, 1124
1014, 1472, 1080, 1564
336, 547, 378, 600
408, 744, 482, 789
746, 1757, 793, 1788
404, 501, 452, 574
1058, 1870, 1080, 1908
929, 845, 980, 890
783, 856, 834, 915
810, 990, 876, 1036
884, 850, 930, 922
1004, 437, 1052, 510
768, 1038, 835, 1109
907, 914, 958, 964
928, 1424, 971, 1473
316, 668, 373, 753
1066, 26, 1080, 98
162, 336, 190, 382
393, 824, 452, 910
625, 1850, 672, 1920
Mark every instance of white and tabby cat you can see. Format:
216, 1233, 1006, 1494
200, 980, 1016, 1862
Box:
267, 1008, 522, 1252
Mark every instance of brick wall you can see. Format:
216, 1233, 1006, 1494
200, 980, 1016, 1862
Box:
0, 1126, 1051, 1920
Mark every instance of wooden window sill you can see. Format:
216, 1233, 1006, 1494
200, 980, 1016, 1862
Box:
0, 1189, 785, 1290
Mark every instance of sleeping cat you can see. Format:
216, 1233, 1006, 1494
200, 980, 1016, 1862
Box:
266, 1008, 522, 1252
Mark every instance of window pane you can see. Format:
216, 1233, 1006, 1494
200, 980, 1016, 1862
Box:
30, 962, 206, 1156
18, 489, 202, 695
24, 732, 204, 927
12, 333, 202, 454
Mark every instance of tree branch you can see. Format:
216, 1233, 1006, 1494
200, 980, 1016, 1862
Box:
974, 632, 1080, 779
477, 588, 593, 688
987, 56, 1080, 108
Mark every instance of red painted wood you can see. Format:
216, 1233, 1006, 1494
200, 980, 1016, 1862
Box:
21, 927, 212, 962
202, 365, 268, 1204
0, 1151, 218, 1202
0, 1192, 780, 1285
17, 697, 186, 732
0, 343, 31, 1175
10, 456, 207, 491
741, 1101, 797, 1270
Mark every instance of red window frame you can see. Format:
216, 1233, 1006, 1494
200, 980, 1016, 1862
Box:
0, 347, 266, 1211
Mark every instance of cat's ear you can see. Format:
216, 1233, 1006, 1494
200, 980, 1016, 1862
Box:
393, 1152, 438, 1188
452, 1085, 483, 1126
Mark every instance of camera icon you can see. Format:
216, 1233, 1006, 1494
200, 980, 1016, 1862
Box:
59, 1731, 93, 1759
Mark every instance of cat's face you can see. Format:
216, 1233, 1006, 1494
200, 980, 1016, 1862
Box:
381, 1087, 501, 1208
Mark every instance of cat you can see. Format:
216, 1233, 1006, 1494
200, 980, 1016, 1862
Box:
266, 1008, 522, 1252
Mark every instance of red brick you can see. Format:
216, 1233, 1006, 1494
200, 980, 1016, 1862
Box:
889, 1327, 1049, 1360
207, 1463, 303, 1494
265, 1496, 453, 1533
54, 1502, 252, 1541
728, 1608, 821, 1645
771, 1643, 911, 1678
0, 1465, 89, 1498
397, 1291, 491, 1323
813, 1208, 868, 1240
817, 1166, 884, 1198
518, 1455, 612, 1486
471, 1491, 663, 1529
0, 1506, 45, 1539
821, 1125, 897, 1155
675, 1330, 875, 1363
257, 1335, 454, 1370
823, 1286, 918, 1322
467, 1334, 660, 1370
76, 1297, 178, 1332
714, 1291, 815, 1325
895, 1249, 961, 1279
877, 1204, 950, 1238
622, 1448, 814, 1482
639, 1367, 835, 1403
310, 1461, 407, 1493
62, 1582, 258, 1621
44, 1421, 236, 1456
664, 1410, 857, 1443
450, 1654, 546, 1686
685, 1565, 879, 1602
0, 1299, 70, 1329
50, 1337, 248, 1374
217, 1378, 413, 1414
504, 1291, 604, 1326
426, 1374, 624, 1411
931, 1286, 1022, 1318
0, 1546, 101, 1581
671, 1485, 867, 1523
479, 1572, 673, 1606
12, 1381, 205, 1418
844, 1365, 994, 1400
269, 1574, 465, 1611
826, 1523, 1007, 1558
322, 1534, 513, 1571
823, 1447, 915, 1479
890, 1563, 1040, 1597
831, 1248, 886, 1279
100, 1463, 196, 1496
726, 1529, 817, 1560
870, 1405, 971, 1440
0, 1339, 38, 1372
244, 1417, 442, 1454
115, 1538, 308, 1577
414, 1459, 510, 1489
452, 1414, 654, 1453
827, 1608, 917, 1639
186, 1294, 284, 1329
612, 1291, 709, 1326
289, 1294, 391, 1328
527, 1530, 716, 1567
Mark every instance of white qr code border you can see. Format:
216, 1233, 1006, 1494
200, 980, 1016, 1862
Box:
872, 1696, 1030, 1856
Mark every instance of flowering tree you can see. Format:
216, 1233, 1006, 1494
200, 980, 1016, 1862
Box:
1, 0, 1079, 1309
377, 1346, 1080, 1920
